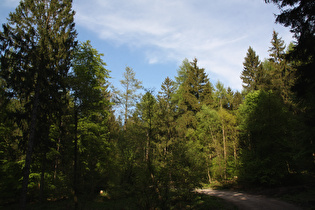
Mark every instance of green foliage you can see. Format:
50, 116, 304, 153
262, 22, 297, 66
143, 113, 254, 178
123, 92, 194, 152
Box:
266, 0, 315, 173
70, 40, 112, 203
241, 47, 264, 92
238, 90, 291, 185
1, 0, 315, 207
71, 40, 110, 113
0, 0, 77, 207
114, 66, 143, 127
176, 58, 212, 137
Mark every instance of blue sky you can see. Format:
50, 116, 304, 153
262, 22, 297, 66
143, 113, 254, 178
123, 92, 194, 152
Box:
1, 0, 294, 91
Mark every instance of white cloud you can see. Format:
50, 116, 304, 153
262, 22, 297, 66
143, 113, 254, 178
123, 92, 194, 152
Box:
73, 0, 293, 90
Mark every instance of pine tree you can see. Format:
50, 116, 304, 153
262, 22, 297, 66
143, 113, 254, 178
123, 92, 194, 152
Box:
269, 30, 286, 64
241, 47, 264, 92
0, 0, 76, 208
136, 91, 156, 164
155, 77, 177, 207
176, 58, 212, 137
265, 0, 315, 172
268, 30, 287, 93
156, 77, 177, 151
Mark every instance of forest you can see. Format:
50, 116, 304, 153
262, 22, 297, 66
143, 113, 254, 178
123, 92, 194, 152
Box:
0, 0, 314, 209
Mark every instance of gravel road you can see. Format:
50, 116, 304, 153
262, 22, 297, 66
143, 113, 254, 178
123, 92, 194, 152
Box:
197, 189, 302, 210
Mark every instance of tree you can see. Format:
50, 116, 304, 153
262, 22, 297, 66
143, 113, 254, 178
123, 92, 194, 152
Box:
269, 30, 286, 64
156, 77, 177, 156
265, 0, 315, 172
175, 58, 190, 86
238, 90, 291, 185
0, 0, 76, 208
196, 105, 221, 182
268, 30, 288, 93
154, 77, 177, 208
133, 91, 159, 208
136, 91, 157, 164
176, 58, 212, 137
241, 47, 265, 92
172, 58, 212, 198
70, 40, 110, 208
115, 66, 142, 130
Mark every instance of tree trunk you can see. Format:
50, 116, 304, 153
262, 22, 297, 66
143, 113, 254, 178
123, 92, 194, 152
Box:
222, 124, 227, 181
206, 157, 212, 184
40, 152, 46, 204
20, 84, 40, 210
74, 108, 78, 210
54, 120, 62, 180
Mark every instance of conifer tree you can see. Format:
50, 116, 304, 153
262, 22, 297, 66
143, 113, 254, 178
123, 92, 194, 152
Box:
136, 91, 156, 164
176, 58, 212, 137
268, 30, 287, 93
155, 77, 177, 207
156, 77, 177, 150
266, 0, 315, 173
241, 47, 264, 92
0, 0, 76, 208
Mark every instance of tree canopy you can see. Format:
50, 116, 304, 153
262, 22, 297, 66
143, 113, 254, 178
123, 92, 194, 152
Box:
0, 0, 314, 209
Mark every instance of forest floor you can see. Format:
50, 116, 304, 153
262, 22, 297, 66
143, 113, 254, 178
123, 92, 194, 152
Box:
197, 189, 302, 210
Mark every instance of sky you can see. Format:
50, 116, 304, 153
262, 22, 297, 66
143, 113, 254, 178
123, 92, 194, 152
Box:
0, 0, 294, 92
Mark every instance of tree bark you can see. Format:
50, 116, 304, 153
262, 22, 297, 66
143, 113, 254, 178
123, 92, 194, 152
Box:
222, 123, 227, 181
40, 152, 46, 204
74, 108, 78, 210
20, 84, 40, 210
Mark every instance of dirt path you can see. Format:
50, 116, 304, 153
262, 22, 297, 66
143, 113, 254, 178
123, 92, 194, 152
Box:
197, 189, 302, 210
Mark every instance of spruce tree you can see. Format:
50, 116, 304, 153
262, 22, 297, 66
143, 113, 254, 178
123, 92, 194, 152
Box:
241, 47, 264, 92
266, 0, 315, 173
268, 30, 287, 93
0, 0, 76, 208
176, 58, 212, 138
269, 30, 286, 64
155, 77, 177, 207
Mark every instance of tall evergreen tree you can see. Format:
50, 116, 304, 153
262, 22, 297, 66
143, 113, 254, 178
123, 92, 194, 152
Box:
156, 77, 177, 152
269, 30, 286, 64
268, 30, 287, 93
154, 77, 178, 208
176, 58, 212, 137
266, 0, 315, 172
241, 47, 265, 92
0, 0, 76, 208
136, 91, 157, 164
